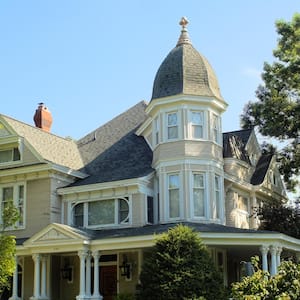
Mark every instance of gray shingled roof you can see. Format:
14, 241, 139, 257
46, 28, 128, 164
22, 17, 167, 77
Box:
151, 29, 223, 101
223, 129, 252, 163
71, 101, 154, 186
251, 154, 273, 185
16, 221, 278, 246
1, 115, 84, 170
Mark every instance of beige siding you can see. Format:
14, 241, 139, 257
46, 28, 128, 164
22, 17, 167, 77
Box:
131, 193, 146, 226
153, 140, 222, 165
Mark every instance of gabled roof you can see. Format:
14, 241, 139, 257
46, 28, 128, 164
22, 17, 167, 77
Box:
223, 128, 252, 163
0, 115, 84, 170
72, 101, 154, 186
251, 154, 273, 185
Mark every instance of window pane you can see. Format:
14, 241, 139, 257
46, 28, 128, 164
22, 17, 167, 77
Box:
168, 126, 178, 139
3, 187, 13, 203
88, 200, 114, 225
0, 150, 12, 163
193, 189, 204, 217
192, 112, 202, 124
168, 113, 177, 126
192, 125, 203, 139
73, 203, 84, 227
18, 186, 24, 226
169, 189, 179, 218
194, 174, 204, 188
13, 148, 21, 161
119, 198, 129, 223
169, 175, 179, 189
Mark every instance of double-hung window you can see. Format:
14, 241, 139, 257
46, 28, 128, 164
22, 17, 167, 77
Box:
193, 173, 205, 217
0, 184, 25, 229
191, 111, 204, 139
154, 117, 160, 145
168, 174, 180, 219
214, 175, 221, 219
167, 112, 178, 140
212, 114, 221, 144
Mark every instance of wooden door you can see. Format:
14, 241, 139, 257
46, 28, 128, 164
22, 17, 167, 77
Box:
100, 265, 117, 300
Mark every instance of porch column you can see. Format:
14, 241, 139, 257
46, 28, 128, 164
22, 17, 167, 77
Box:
276, 246, 282, 269
76, 250, 87, 300
41, 255, 48, 299
260, 245, 269, 272
86, 252, 92, 297
9, 256, 20, 300
92, 250, 103, 300
31, 254, 41, 299
270, 245, 277, 275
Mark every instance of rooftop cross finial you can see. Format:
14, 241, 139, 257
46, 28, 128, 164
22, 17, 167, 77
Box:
176, 17, 191, 46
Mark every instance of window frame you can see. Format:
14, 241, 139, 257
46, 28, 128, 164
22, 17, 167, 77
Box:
212, 114, 221, 144
191, 172, 206, 218
167, 173, 181, 220
0, 147, 21, 164
153, 116, 160, 146
166, 112, 179, 140
190, 111, 204, 139
0, 182, 26, 230
214, 174, 222, 219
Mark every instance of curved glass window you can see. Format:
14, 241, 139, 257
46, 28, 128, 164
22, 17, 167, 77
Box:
72, 197, 130, 228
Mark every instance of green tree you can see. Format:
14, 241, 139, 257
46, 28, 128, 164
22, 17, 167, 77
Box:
253, 202, 300, 239
231, 256, 300, 299
0, 200, 19, 294
241, 13, 300, 192
137, 224, 225, 300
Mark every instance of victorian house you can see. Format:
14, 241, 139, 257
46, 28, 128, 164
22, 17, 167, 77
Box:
0, 18, 298, 300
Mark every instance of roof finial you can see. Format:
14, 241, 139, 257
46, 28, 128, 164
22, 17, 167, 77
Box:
177, 17, 191, 46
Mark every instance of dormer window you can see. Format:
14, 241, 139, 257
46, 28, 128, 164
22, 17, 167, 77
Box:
167, 112, 178, 140
0, 148, 20, 164
190, 111, 204, 139
72, 197, 130, 228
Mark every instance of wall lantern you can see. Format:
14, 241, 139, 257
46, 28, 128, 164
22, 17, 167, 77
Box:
119, 255, 131, 279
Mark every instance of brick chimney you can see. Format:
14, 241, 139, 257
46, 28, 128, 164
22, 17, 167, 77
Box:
33, 103, 53, 132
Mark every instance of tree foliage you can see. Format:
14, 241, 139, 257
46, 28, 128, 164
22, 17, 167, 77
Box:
254, 202, 300, 239
231, 256, 300, 299
0, 201, 19, 293
241, 13, 300, 192
137, 224, 225, 300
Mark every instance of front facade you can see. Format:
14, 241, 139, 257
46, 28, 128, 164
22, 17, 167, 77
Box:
1, 18, 299, 300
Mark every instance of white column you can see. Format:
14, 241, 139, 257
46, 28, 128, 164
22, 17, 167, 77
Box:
41, 255, 48, 299
276, 246, 282, 270
9, 256, 20, 300
86, 252, 91, 297
92, 251, 102, 300
31, 254, 41, 299
270, 245, 277, 275
260, 245, 269, 272
76, 250, 87, 300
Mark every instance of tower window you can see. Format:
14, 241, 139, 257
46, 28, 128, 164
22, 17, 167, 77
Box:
191, 111, 204, 139
167, 112, 178, 140
168, 174, 180, 219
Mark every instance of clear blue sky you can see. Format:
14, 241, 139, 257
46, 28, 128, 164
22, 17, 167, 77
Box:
0, 0, 298, 140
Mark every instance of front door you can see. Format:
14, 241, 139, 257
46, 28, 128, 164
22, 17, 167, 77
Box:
100, 265, 117, 300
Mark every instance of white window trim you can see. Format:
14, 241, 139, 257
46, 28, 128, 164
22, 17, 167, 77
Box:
165, 111, 181, 141
166, 172, 182, 221
71, 196, 132, 229
212, 114, 221, 144
190, 172, 208, 220
189, 110, 205, 140
0, 182, 26, 230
